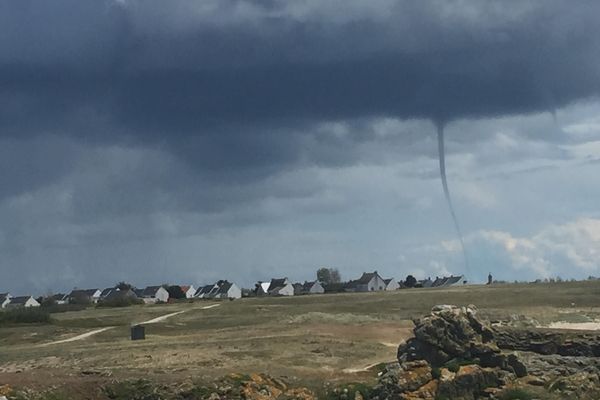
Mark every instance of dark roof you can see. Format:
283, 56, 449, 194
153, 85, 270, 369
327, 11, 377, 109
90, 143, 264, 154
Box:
141, 286, 163, 297
0, 293, 9, 303
51, 293, 69, 301
195, 284, 216, 296
70, 289, 99, 297
431, 275, 464, 287
357, 271, 382, 284
104, 289, 137, 301
383, 278, 394, 285
302, 281, 318, 291
269, 278, 288, 289
216, 281, 233, 294
100, 288, 115, 298
9, 296, 32, 305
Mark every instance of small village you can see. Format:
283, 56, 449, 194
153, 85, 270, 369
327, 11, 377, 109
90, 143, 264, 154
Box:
0, 271, 467, 309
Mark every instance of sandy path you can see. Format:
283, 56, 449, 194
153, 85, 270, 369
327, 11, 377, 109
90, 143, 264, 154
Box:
40, 303, 220, 346
39, 327, 114, 347
546, 321, 600, 330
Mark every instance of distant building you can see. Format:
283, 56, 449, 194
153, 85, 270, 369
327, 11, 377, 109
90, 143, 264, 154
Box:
212, 281, 242, 300
136, 286, 170, 304
0, 293, 11, 308
6, 296, 40, 308
194, 284, 218, 298
384, 278, 399, 291
101, 288, 138, 302
265, 278, 294, 296
293, 281, 325, 295
180, 285, 197, 299
345, 271, 386, 292
50, 293, 69, 305
431, 275, 466, 288
69, 289, 102, 304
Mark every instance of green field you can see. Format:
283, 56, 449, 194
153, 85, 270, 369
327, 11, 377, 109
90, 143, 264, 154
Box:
2, 281, 600, 397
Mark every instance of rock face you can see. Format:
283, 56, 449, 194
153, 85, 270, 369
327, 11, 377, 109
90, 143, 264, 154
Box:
374, 304, 600, 399
375, 305, 517, 399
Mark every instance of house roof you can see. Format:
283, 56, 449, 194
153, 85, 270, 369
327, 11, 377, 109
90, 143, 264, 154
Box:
302, 281, 318, 291
141, 286, 164, 297
199, 284, 216, 295
51, 293, 69, 301
0, 293, 10, 303
346, 271, 381, 288
70, 289, 100, 297
9, 296, 33, 305
431, 275, 464, 287
100, 288, 115, 298
215, 281, 233, 294
104, 288, 137, 301
269, 278, 288, 289
383, 278, 394, 285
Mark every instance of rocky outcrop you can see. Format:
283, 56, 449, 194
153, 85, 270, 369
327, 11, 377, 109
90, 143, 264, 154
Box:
374, 304, 600, 399
375, 305, 519, 399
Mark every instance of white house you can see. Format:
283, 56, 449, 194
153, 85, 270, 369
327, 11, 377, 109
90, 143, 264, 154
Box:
0, 293, 11, 308
213, 281, 242, 300
180, 285, 196, 299
6, 296, 40, 308
267, 278, 294, 296
294, 281, 325, 295
384, 278, 399, 291
346, 271, 387, 292
137, 286, 170, 303
69, 289, 102, 304
51, 293, 69, 305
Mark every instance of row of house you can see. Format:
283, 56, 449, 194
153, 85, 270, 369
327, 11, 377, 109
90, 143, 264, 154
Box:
418, 275, 466, 288
0, 293, 40, 308
2, 273, 467, 308
195, 280, 242, 299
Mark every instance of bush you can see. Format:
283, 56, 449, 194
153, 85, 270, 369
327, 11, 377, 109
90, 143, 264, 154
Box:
41, 303, 88, 314
0, 307, 51, 325
97, 297, 143, 308
431, 367, 441, 379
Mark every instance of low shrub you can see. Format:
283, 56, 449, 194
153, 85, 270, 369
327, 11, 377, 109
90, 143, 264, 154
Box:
41, 303, 88, 314
97, 297, 144, 308
0, 307, 51, 325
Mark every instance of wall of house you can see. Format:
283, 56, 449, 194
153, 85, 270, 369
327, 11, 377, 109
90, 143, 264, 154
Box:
185, 286, 196, 298
368, 276, 386, 291
278, 283, 294, 296
155, 287, 170, 302
228, 284, 242, 299
385, 279, 399, 291
309, 282, 325, 294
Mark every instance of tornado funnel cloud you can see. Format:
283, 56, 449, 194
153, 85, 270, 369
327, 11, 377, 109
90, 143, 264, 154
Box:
436, 122, 470, 275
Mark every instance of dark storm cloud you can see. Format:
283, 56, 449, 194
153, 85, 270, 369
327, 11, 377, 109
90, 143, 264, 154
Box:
2, 0, 600, 131
1, 0, 600, 200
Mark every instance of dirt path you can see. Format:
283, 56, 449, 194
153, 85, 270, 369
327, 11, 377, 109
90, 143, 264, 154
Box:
39, 327, 114, 347
40, 304, 221, 346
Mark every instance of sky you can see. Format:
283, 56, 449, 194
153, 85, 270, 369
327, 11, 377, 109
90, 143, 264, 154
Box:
2, 0, 600, 295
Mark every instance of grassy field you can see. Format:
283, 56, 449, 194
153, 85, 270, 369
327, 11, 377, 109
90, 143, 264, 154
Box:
2, 281, 600, 396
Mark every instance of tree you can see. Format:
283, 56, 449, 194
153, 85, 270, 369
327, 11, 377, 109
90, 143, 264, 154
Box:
317, 267, 331, 284
167, 285, 186, 299
115, 281, 133, 290
329, 268, 341, 283
404, 275, 417, 288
